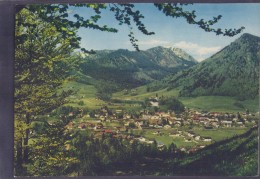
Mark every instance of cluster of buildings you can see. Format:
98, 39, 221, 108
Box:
63, 104, 257, 152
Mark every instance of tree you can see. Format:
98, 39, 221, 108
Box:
14, 8, 79, 175
71, 130, 100, 175
129, 122, 136, 129
27, 119, 78, 176
168, 143, 177, 154
160, 97, 185, 114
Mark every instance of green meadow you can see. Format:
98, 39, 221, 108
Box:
114, 85, 258, 113
61, 80, 258, 113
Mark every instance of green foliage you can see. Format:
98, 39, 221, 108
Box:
233, 101, 245, 109
51, 106, 85, 118
27, 119, 78, 176
14, 8, 80, 176
160, 97, 185, 114
129, 122, 136, 128
179, 96, 259, 113
69, 130, 174, 175
95, 81, 116, 101
31, 121, 48, 134
168, 127, 258, 176
78, 101, 85, 106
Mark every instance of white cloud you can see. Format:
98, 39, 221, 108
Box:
174, 41, 222, 62
138, 39, 171, 46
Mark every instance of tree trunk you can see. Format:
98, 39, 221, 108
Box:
16, 138, 23, 174
23, 113, 30, 163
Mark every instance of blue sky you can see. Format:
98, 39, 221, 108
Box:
73, 3, 260, 61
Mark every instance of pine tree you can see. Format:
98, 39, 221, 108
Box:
14, 8, 79, 175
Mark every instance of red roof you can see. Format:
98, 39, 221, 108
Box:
104, 130, 113, 133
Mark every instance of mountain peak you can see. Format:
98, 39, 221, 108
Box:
238, 33, 260, 42
146, 46, 167, 51
165, 33, 260, 100
146, 46, 197, 63
240, 33, 258, 38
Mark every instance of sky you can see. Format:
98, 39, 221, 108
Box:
72, 3, 260, 62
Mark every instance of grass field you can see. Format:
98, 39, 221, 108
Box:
192, 127, 249, 141
114, 86, 259, 113
180, 96, 241, 112
113, 86, 180, 101
131, 126, 251, 149
62, 81, 105, 109
139, 128, 212, 148
62, 80, 258, 113
179, 96, 259, 113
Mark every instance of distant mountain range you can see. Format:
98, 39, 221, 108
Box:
159, 33, 260, 100
79, 46, 197, 89
73, 33, 259, 101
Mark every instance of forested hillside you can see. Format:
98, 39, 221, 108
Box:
153, 33, 260, 100
79, 46, 197, 89
168, 126, 258, 176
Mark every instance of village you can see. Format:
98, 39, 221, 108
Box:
63, 96, 258, 153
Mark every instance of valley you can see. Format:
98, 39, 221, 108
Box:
13, 4, 260, 177
30, 33, 260, 176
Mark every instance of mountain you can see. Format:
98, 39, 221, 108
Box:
163, 33, 260, 100
79, 46, 197, 90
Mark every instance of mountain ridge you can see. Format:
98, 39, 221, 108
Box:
161, 33, 260, 100
79, 46, 198, 90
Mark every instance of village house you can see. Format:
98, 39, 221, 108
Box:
137, 137, 146, 142
123, 114, 131, 120
187, 130, 196, 137
221, 120, 232, 127
135, 121, 143, 130
180, 147, 187, 152
115, 109, 123, 114
153, 130, 161, 135
232, 118, 238, 122
150, 101, 159, 107
236, 122, 245, 127
194, 135, 201, 141
199, 145, 206, 149
144, 140, 154, 144
94, 114, 100, 118
169, 131, 180, 137
135, 119, 145, 126
115, 126, 127, 133
93, 123, 104, 130
173, 121, 181, 127
102, 129, 116, 135
184, 138, 192, 142
157, 142, 165, 149
202, 137, 212, 142
164, 125, 171, 129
